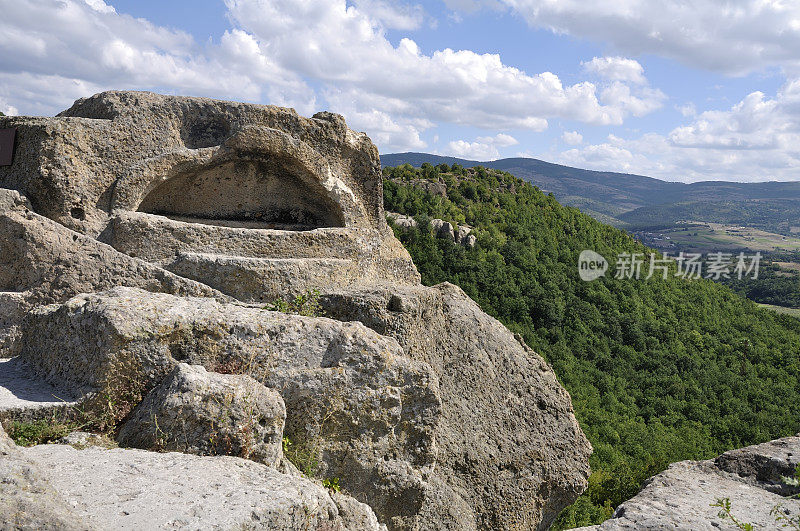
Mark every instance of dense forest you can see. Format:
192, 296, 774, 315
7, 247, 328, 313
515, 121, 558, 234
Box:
717, 251, 800, 308
382, 163, 800, 528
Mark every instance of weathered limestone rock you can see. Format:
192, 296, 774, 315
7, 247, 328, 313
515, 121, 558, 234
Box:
386, 211, 417, 229
0, 423, 91, 530
430, 218, 455, 241
20, 287, 455, 529
104, 211, 419, 301
455, 225, 476, 247
0, 91, 420, 298
591, 435, 800, 530
320, 282, 592, 530
22, 443, 385, 530
0, 189, 225, 308
387, 211, 476, 248
2, 92, 592, 530
118, 363, 286, 466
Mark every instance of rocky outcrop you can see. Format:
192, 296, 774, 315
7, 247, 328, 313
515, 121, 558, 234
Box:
387, 212, 476, 248
0, 92, 591, 530
586, 435, 800, 530
118, 363, 286, 467
20, 287, 453, 528
320, 282, 592, 530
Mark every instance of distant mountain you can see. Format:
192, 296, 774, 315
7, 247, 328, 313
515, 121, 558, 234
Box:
381, 152, 800, 231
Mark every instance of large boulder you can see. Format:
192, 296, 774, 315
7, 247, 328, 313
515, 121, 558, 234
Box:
590, 435, 800, 530
320, 282, 593, 530
118, 363, 286, 467
0, 188, 227, 358
19, 287, 462, 529
21, 442, 385, 530
0, 91, 421, 295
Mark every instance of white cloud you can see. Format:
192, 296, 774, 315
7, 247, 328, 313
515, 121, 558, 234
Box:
469, 0, 800, 76
352, 0, 425, 30
445, 133, 520, 160
562, 131, 583, 145
552, 78, 800, 182
0, 0, 666, 154
677, 102, 696, 117
223, 0, 663, 135
0, 0, 314, 116
447, 139, 501, 160
477, 133, 519, 147
583, 57, 646, 84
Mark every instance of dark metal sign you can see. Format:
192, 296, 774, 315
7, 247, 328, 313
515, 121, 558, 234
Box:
0, 128, 16, 166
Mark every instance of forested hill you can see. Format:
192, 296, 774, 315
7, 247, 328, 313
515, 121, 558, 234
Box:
382, 152, 800, 229
382, 162, 800, 529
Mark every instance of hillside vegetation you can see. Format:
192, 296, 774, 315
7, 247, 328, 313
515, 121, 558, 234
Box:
382, 153, 800, 236
383, 163, 800, 528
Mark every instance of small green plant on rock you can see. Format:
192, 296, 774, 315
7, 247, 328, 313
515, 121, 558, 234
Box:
5, 418, 77, 447
712, 498, 754, 531
322, 477, 341, 493
282, 434, 319, 477
266, 289, 322, 317
79, 353, 147, 434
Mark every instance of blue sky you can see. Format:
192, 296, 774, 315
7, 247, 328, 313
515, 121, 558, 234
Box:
1, 0, 799, 182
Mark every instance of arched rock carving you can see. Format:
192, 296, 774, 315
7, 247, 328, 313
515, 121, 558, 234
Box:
111, 126, 362, 230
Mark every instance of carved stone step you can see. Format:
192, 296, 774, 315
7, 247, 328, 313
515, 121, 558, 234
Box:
166, 252, 360, 302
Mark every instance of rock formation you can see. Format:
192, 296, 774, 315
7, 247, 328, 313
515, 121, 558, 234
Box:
0, 91, 591, 530
578, 435, 800, 530
387, 212, 476, 248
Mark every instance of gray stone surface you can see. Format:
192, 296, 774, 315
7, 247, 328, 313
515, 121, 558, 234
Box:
119, 363, 286, 466
22, 443, 384, 530
593, 435, 800, 530
388, 212, 476, 248
320, 282, 592, 530
0, 423, 92, 530
386, 212, 417, 229
0, 357, 78, 421
0, 189, 225, 307
105, 211, 421, 294
430, 218, 455, 241
20, 287, 452, 529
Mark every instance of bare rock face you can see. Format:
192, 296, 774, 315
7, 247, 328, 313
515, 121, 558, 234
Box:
0, 91, 420, 299
320, 282, 593, 530
118, 363, 286, 467
591, 435, 800, 530
22, 443, 385, 531
1, 92, 592, 530
21, 287, 457, 529
0, 423, 92, 530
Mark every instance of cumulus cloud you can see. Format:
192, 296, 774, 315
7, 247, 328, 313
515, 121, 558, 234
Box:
477, 133, 519, 147
562, 131, 583, 145
583, 57, 646, 84
553, 78, 800, 182
466, 0, 800, 76
0, 0, 665, 153
0, 0, 314, 116
445, 133, 519, 160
